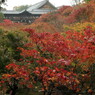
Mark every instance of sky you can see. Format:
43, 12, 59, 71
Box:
2, 0, 72, 10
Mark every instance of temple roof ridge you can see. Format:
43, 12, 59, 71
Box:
2, 0, 57, 15
27, 0, 56, 12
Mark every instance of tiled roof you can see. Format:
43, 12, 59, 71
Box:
2, 0, 57, 15
27, 0, 48, 12
1, 10, 20, 14
1, 10, 25, 14
27, 0, 56, 12
30, 9, 55, 14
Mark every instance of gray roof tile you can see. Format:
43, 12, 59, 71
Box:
27, 0, 48, 11
1, 0, 57, 15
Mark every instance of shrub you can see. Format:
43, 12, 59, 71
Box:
63, 22, 95, 32
0, 27, 95, 95
0, 12, 4, 22
0, 28, 29, 73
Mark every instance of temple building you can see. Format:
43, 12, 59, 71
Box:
1, 0, 57, 23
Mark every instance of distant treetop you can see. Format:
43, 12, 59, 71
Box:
13, 5, 31, 11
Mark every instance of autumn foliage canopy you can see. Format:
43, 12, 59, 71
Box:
0, 1, 95, 95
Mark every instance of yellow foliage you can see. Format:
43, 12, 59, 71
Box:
63, 22, 95, 32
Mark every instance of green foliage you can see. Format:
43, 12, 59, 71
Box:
84, 0, 91, 3
0, 29, 28, 73
13, 5, 31, 11
0, 1, 95, 94
0, 12, 4, 22
1, 7, 6, 11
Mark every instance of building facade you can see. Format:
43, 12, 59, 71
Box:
1, 0, 57, 23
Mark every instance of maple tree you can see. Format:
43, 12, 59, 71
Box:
0, 20, 29, 84
0, 1, 95, 95
34, 1, 95, 33
0, 26, 94, 95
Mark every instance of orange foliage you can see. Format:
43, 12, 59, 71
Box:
28, 22, 59, 33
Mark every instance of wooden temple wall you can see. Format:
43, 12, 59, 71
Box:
4, 14, 41, 24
